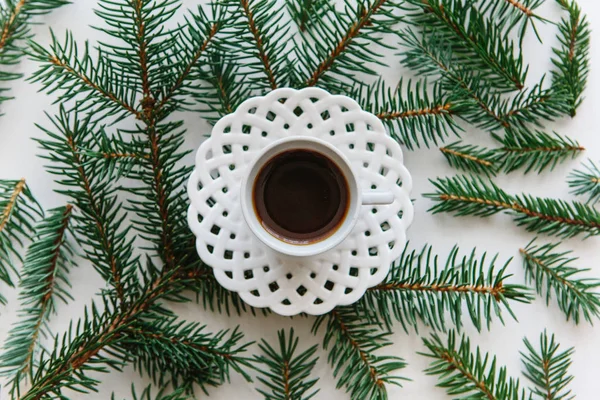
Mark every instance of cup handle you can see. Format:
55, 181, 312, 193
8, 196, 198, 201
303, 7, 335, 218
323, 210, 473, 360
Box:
361, 191, 394, 205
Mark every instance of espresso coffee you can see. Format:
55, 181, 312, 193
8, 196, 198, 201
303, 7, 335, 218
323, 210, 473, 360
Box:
253, 149, 349, 244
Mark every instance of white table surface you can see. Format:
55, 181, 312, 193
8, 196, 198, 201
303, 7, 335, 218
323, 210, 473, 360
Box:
1, 1, 599, 398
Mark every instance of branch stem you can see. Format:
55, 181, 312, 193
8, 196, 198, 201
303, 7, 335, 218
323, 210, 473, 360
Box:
0, 178, 25, 234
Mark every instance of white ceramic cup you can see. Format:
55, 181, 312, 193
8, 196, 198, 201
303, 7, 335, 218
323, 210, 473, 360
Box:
241, 137, 394, 257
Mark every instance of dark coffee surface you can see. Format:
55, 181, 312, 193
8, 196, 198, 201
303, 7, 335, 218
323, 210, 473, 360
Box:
253, 149, 349, 243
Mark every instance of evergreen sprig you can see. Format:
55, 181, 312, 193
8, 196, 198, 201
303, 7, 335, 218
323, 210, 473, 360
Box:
422, 330, 529, 400
0, 206, 74, 393
440, 142, 500, 177
296, 0, 402, 91
441, 129, 584, 176
521, 331, 575, 400
355, 244, 533, 333
568, 159, 600, 205
403, 0, 527, 91
426, 175, 600, 238
552, 0, 590, 116
352, 79, 466, 150
520, 240, 600, 324
253, 328, 320, 400
313, 308, 407, 400
222, 0, 291, 91
0, 179, 41, 299
114, 317, 252, 393
0, 0, 69, 111
37, 108, 139, 302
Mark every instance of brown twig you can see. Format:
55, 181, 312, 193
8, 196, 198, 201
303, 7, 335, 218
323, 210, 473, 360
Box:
0, 178, 26, 234
440, 147, 494, 167
21, 205, 73, 375
501, 145, 585, 153
101, 152, 150, 160
371, 281, 505, 301
0, 0, 25, 52
438, 194, 600, 230
504, 0, 534, 17
240, 0, 278, 89
377, 103, 452, 120
305, 0, 387, 87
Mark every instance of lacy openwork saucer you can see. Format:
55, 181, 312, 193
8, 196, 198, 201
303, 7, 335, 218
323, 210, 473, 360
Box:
187, 88, 413, 315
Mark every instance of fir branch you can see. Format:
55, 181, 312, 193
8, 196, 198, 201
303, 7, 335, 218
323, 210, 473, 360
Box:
0, 0, 69, 110
286, 0, 332, 32
495, 127, 583, 174
552, 0, 590, 117
114, 317, 252, 392
568, 159, 600, 205
154, 9, 221, 116
312, 308, 407, 400
18, 266, 250, 399
192, 54, 252, 122
0, 179, 41, 294
521, 331, 575, 400
0, 206, 74, 392
426, 175, 600, 238
28, 32, 141, 121
223, 0, 289, 90
440, 129, 583, 176
37, 108, 139, 302
422, 330, 529, 400
520, 240, 600, 324
112, 385, 189, 400
299, 0, 401, 90
403, 0, 526, 91
440, 142, 500, 177
356, 244, 532, 333
253, 328, 320, 400
352, 79, 465, 150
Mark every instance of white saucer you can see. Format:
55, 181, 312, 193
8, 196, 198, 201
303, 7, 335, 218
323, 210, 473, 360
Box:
187, 88, 414, 315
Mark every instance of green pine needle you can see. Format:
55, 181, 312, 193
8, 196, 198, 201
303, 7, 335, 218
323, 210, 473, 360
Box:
403, 0, 526, 91
440, 142, 501, 177
114, 317, 252, 393
0, 206, 74, 393
495, 127, 583, 174
426, 174, 600, 238
440, 128, 583, 176
313, 308, 408, 400
568, 159, 600, 205
521, 331, 575, 400
253, 328, 320, 400
0, 179, 42, 294
352, 79, 466, 150
422, 330, 529, 400
222, 0, 291, 91
0, 0, 69, 111
552, 0, 590, 117
286, 0, 332, 32
297, 0, 402, 91
37, 108, 140, 302
111, 385, 189, 400
355, 243, 533, 333
520, 240, 600, 324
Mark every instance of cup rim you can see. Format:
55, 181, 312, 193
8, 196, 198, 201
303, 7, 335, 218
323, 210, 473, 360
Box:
240, 136, 361, 257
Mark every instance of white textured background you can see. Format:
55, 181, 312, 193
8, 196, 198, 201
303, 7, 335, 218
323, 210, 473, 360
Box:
1, 1, 599, 398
